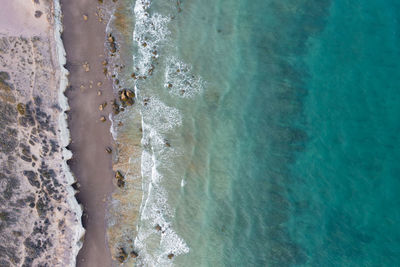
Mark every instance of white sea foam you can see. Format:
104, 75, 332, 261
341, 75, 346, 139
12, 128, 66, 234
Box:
109, 113, 117, 140
133, 0, 170, 77
143, 97, 182, 132
164, 56, 204, 98
132, 0, 208, 265
132, 1, 190, 263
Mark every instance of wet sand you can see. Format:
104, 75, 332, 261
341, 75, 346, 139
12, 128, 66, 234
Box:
60, 1, 114, 266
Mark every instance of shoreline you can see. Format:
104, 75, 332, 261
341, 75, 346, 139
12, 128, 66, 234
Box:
60, 0, 115, 265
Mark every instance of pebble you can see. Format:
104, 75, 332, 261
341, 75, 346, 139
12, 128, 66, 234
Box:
82, 62, 90, 72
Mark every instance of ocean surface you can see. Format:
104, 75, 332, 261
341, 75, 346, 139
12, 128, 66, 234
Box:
112, 0, 400, 265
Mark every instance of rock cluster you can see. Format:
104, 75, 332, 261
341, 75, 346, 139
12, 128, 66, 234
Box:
108, 33, 117, 54
118, 89, 135, 106
115, 171, 125, 188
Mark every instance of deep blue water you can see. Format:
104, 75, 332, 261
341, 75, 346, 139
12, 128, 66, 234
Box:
124, 0, 400, 265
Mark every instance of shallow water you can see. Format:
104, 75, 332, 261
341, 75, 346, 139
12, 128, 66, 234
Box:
111, 0, 400, 265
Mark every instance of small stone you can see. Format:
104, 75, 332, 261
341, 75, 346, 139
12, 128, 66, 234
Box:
168, 253, 174, 259
97, 90, 102, 96
100, 116, 106, 122
119, 89, 135, 106
112, 100, 120, 115
105, 147, 112, 154
117, 248, 128, 263
98, 104, 103, 111
126, 90, 134, 98
34, 10, 43, 18
142, 42, 147, 47
115, 171, 123, 180
102, 60, 108, 65
83, 62, 90, 72
130, 250, 138, 258
97, 82, 102, 87
167, 83, 172, 88
155, 224, 162, 231
83, 14, 88, 21
117, 178, 125, 188
110, 43, 117, 53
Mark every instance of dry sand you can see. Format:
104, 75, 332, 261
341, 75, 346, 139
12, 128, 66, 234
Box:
0, 0, 84, 265
60, 0, 114, 266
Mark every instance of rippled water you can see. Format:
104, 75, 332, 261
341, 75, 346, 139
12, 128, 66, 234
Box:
111, 0, 400, 265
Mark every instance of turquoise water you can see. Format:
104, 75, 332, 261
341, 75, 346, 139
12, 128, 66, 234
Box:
123, 0, 400, 265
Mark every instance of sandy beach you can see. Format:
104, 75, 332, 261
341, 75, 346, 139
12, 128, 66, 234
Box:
0, 0, 142, 265
60, 0, 115, 266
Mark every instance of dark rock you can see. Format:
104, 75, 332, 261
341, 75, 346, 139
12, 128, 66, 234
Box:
155, 224, 162, 231
117, 248, 128, 263
106, 147, 112, 154
168, 253, 174, 259
117, 178, 125, 188
115, 171, 123, 180
130, 250, 138, 258
119, 89, 135, 106
110, 43, 117, 53
112, 100, 120, 115
34, 10, 42, 18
